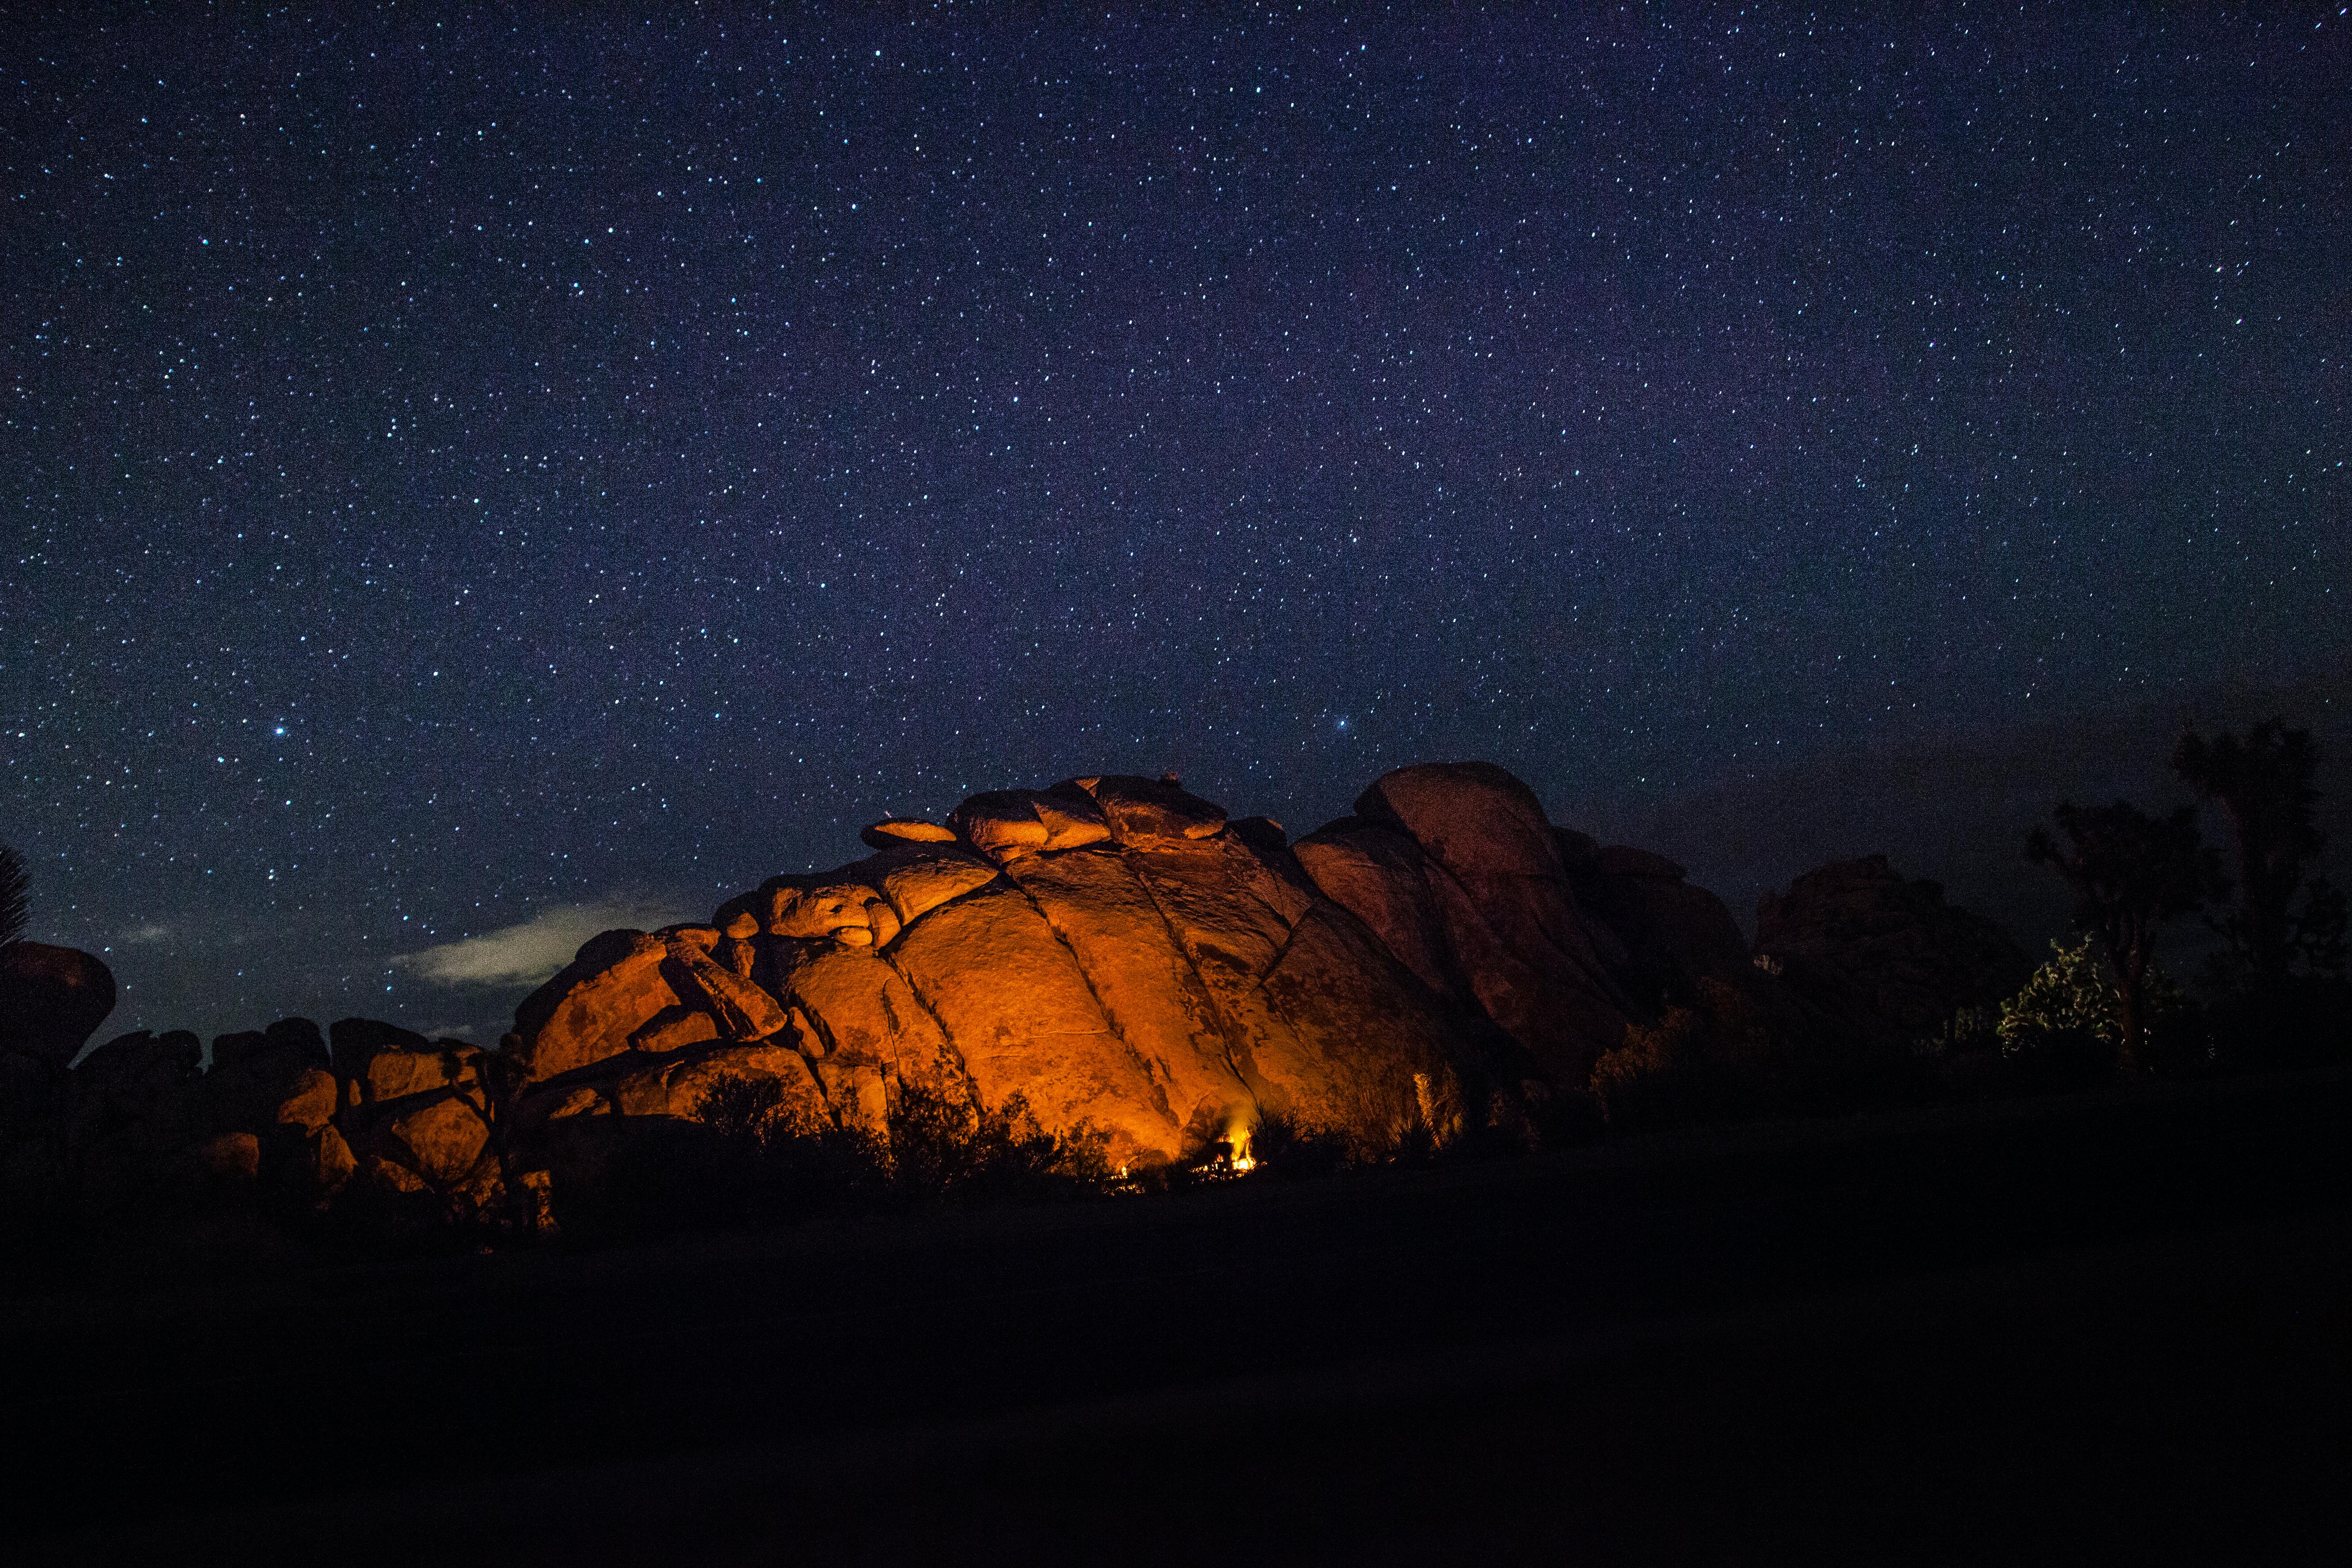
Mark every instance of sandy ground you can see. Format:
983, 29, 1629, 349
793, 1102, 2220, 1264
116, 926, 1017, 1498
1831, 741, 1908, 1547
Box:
8, 1068, 2348, 1563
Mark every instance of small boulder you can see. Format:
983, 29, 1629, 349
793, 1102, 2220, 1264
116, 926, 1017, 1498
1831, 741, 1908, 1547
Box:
509, 930, 678, 1083
663, 935, 792, 1040
757, 879, 880, 940
329, 1018, 483, 1104
1074, 776, 1228, 849
949, 790, 1054, 861
1032, 788, 1114, 852
860, 844, 1001, 928
206, 1018, 337, 1133
860, 818, 960, 850
379, 1093, 493, 1186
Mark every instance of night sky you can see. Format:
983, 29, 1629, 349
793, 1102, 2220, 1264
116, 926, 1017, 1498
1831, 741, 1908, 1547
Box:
8, 5, 2347, 1047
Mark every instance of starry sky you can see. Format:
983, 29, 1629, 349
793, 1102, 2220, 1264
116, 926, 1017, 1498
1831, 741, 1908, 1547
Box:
8, 4, 2347, 1047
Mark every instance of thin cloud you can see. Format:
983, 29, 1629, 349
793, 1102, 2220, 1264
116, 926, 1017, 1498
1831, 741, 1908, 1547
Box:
118, 922, 172, 945
392, 898, 690, 988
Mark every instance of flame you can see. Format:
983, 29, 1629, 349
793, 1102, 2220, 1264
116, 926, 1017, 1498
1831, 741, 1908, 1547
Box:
1227, 1122, 1255, 1175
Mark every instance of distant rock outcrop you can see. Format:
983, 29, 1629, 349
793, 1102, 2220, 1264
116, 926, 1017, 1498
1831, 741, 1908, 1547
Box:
1755, 855, 2033, 1042
1296, 764, 1756, 1088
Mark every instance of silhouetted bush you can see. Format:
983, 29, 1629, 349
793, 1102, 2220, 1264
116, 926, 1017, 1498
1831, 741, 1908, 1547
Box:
546, 1074, 1120, 1242
881, 1081, 1114, 1202
1234, 1107, 1348, 1179
2199, 975, 2352, 1073
1591, 977, 1924, 1133
1591, 980, 1778, 1132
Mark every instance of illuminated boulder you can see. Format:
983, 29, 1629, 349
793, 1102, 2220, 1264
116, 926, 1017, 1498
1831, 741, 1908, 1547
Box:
1300, 763, 1639, 1089
890, 879, 1180, 1162
1081, 774, 1227, 849
331, 1017, 486, 1105
205, 1018, 338, 1135
991, 842, 1251, 1147
330, 1018, 503, 1209
610, 1039, 829, 1123
506, 931, 682, 1083
768, 939, 965, 1127
500, 769, 1490, 1167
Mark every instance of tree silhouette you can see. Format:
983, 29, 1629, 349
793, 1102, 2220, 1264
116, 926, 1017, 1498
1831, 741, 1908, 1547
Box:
0, 843, 28, 950
2026, 801, 2223, 1072
2173, 720, 2344, 984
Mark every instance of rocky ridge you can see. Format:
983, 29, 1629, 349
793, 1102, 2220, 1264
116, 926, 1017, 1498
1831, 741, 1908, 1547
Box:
0, 762, 2020, 1224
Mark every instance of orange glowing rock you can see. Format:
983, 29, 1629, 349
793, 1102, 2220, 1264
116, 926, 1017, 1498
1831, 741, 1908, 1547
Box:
330, 1018, 484, 1104
613, 1039, 827, 1123
509, 931, 679, 1082
860, 818, 960, 848
891, 878, 1184, 1161
379, 1092, 492, 1186
994, 841, 1253, 1142
494, 761, 1758, 1172
1079, 774, 1228, 848
663, 934, 792, 1040
948, 790, 1055, 861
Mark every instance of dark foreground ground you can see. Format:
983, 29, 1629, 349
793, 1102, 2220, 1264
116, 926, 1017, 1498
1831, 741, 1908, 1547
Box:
7, 1069, 2349, 1565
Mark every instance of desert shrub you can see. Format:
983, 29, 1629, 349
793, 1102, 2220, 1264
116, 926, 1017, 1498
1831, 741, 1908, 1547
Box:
1235, 1106, 1349, 1180
1591, 977, 1923, 1132
1997, 936, 2200, 1083
695, 1071, 795, 1147
880, 1081, 1113, 1202
1998, 937, 2123, 1054
1591, 981, 1775, 1132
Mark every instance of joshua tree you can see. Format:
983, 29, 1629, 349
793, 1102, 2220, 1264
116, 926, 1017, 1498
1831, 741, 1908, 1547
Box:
2026, 800, 2224, 1072
0, 842, 28, 950
2173, 720, 2344, 984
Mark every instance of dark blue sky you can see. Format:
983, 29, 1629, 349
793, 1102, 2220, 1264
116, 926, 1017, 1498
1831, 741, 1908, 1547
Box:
7, 4, 2346, 1044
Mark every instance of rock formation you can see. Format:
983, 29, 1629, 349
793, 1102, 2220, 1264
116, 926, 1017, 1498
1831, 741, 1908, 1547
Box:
4, 763, 2035, 1229
1755, 854, 2033, 1042
502, 771, 1478, 1176
491, 761, 1778, 1193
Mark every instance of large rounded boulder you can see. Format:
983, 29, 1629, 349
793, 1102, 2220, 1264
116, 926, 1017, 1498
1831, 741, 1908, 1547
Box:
0, 942, 118, 1071
503, 772, 1483, 1167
